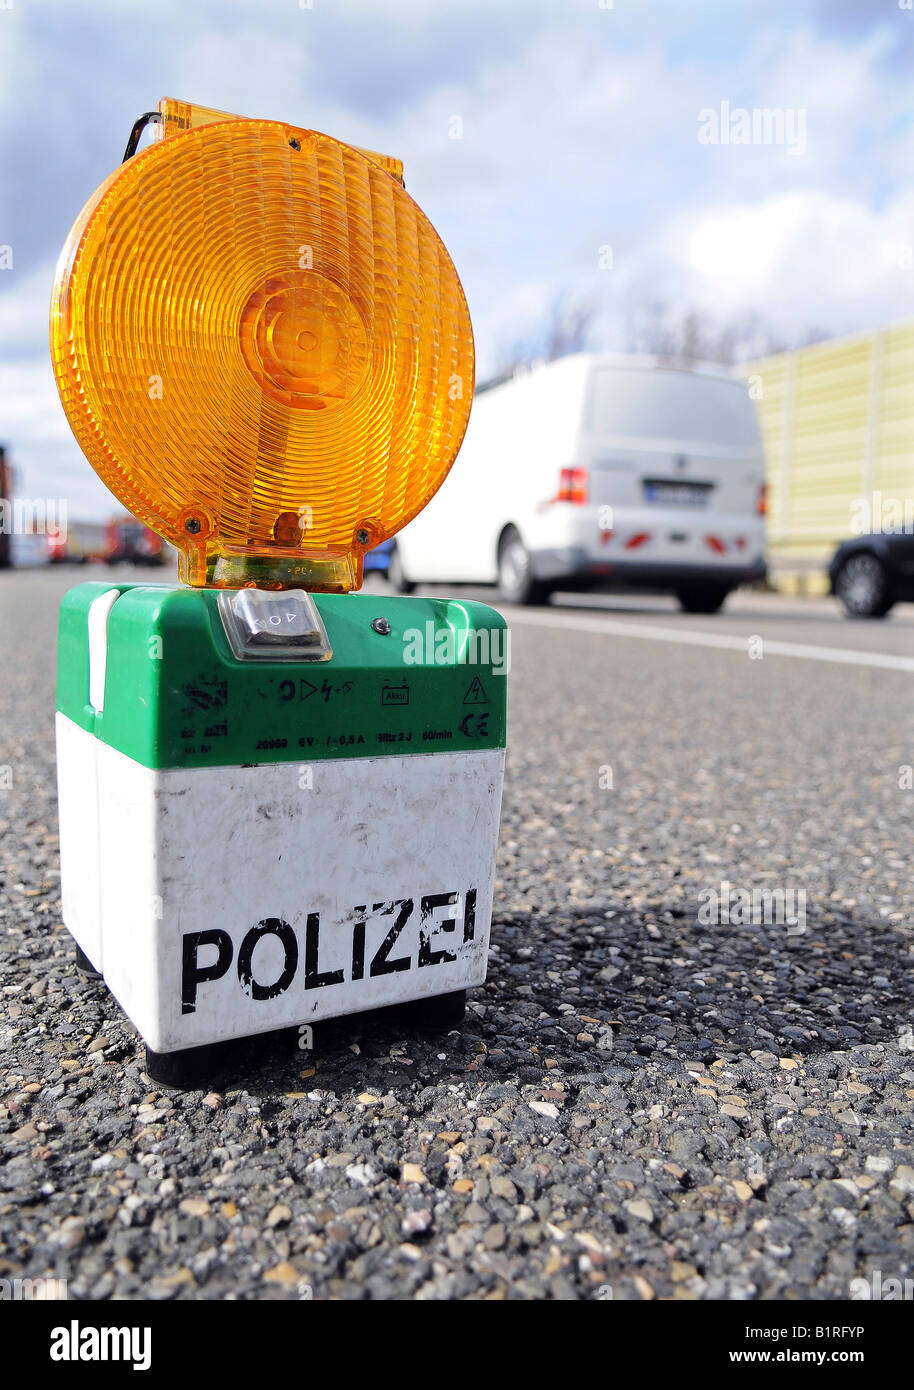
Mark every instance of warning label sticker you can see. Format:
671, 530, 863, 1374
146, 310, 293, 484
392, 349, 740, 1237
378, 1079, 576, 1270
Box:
462, 676, 489, 705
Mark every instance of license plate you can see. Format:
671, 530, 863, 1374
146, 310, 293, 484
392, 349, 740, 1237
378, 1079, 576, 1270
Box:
643, 480, 711, 507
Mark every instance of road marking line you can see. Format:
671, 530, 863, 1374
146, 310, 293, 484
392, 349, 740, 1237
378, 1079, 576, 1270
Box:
505, 609, 914, 672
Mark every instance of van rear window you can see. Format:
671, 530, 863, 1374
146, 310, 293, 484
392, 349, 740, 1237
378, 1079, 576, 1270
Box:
587, 368, 759, 447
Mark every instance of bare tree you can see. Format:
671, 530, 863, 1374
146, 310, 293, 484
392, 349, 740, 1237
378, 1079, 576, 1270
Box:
491, 292, 830, 388
625, 303, 817, 366
495, 292, 598, 377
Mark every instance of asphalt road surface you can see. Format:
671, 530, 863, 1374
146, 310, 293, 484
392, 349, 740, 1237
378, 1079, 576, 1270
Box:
1, 567, 912, 1300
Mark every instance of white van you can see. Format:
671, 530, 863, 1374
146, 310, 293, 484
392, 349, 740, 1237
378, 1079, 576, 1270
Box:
390, 353, 767, 611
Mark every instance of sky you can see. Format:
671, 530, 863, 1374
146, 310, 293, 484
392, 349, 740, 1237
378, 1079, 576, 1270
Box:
0, 0, 912, 517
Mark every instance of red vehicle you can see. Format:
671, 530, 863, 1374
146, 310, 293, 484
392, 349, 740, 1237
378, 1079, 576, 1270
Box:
105, 517, 165, 566
44, 516, 164, 566
0, 446, 12, 569
47, 522, 106, 564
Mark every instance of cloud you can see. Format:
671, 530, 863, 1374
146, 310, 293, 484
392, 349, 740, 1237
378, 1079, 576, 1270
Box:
0, 260, 56, 358
667, 189, 914, 337
0, 359, 115, 517
2, 0, 913, 513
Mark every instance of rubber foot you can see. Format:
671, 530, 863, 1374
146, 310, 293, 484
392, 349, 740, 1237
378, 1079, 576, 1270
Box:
145, 1037, 244, 1088
75, 945, 102, 978
389, 989, 467, 1032
144, 1026, 306, 1089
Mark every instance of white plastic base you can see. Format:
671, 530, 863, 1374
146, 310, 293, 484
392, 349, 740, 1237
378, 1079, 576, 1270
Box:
56, 713, 504, 1053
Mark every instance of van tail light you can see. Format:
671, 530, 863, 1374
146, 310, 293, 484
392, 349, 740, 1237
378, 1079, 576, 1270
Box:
557, 467, 588, 504
757, 482, 768, 516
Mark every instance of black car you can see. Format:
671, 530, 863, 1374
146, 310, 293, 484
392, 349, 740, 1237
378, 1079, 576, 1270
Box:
828, 530, 914, 617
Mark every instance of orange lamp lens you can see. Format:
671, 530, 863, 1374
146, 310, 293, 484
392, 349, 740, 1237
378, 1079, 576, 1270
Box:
50, 114, 474, 590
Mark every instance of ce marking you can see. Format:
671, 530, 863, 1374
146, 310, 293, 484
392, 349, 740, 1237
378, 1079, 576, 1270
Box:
459, 712, 489, 737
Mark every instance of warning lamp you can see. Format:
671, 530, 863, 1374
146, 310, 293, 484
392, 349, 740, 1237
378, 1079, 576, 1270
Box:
52, 100, 505, 1085
50, 96, 474, 594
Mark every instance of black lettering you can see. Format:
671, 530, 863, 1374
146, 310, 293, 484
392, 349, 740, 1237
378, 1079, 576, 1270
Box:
182, 929, 233, 1014
464, 887, 477, 943
351, 908, 367, 982
237, 918, 298, 1000
369, 899, 413, 977
305, 912, 344, 990
418, 892, 458, 968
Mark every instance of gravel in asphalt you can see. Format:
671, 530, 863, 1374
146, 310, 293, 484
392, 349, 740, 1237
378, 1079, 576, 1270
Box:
1, 569, 912, 1300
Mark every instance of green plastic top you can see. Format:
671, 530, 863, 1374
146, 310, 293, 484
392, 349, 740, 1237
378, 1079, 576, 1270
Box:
57, 583, 508, 771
